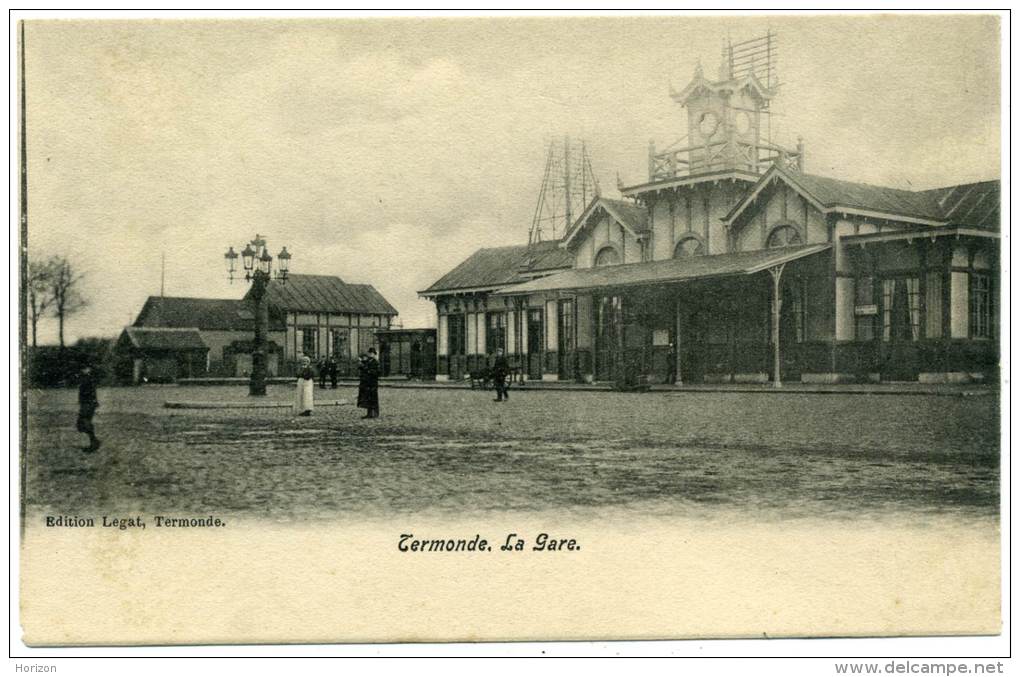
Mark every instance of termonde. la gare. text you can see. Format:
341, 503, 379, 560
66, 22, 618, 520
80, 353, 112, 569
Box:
399, 533, 580, 553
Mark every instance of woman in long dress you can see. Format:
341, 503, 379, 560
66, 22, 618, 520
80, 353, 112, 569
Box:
294, 356, 315, 416
357, 348, 380, 419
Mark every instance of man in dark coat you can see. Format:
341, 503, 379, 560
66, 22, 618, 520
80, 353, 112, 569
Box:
328, 356, 339, 389
77, 365, 101, 452
357, 348, 380, 419
317, 357, 328, 389
491, 347, 510, 402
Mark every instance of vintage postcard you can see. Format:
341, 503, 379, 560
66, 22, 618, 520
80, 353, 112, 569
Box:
16, 13, 1004, 647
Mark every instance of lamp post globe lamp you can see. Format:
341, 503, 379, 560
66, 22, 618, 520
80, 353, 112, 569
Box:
224, 246, 239, 281
277, 247, 291, 280
241, 243, 256, 274
225, 234, 291, 397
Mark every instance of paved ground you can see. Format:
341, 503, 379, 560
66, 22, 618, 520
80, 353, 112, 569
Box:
180, 375, 997, 396
23, 384, 999, 523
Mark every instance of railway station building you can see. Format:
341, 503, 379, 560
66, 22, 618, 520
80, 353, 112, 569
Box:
420, 55, 999, 386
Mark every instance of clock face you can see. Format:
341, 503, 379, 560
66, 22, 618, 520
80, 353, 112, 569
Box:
698, 111, 719, 138
735, 111, 753, 135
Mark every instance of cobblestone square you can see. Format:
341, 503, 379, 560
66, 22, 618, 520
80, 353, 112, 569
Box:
24, 385, 999, 523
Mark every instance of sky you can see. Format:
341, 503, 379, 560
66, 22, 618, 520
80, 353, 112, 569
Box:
23, 14, 1001, 345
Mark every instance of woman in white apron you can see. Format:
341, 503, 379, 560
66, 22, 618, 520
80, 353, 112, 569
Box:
294, 356, 315, 416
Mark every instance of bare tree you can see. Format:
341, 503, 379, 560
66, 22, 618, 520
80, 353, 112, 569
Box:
48, 255, 87, 349
27, 257, 55, 348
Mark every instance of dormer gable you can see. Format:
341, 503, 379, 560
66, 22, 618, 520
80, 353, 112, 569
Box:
561, 197, 649, 251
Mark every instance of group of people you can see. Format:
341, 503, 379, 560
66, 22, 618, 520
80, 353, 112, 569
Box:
293, 348, 380, 419
77, 343, 525, 451
317, 356, 339, 389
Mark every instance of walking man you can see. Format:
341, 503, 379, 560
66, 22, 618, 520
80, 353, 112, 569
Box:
357, 347, 381, 419
77, 364, 101, 452
492, 347, 510, 402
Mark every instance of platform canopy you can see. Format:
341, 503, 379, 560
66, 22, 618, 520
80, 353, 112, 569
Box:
495, 243, 831, 296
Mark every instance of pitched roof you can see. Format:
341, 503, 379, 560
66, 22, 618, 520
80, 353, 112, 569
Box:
133, 296, 285, 331
785, 171, 944, 221
670, 71, 772, 106
562, 196, 650, 248
917, 180, 1000, 231
120, 327, 208, 351
498, 243, 831, 296
600, 197, 650, 234
420, 239, 573, 295
256, 274, 398, 316
726, 166, 1002, 228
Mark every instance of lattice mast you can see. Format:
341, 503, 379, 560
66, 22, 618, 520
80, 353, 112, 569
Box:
528, 137, 600, 245
725, 30, 778, 146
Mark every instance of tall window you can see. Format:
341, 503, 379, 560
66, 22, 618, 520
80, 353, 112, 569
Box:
595, 296, 623, 380
332, 328, 348, 359
594, 246, 621, 267
970, 273, 992, 338
924, 271, 942, 339
558, 299, 575, 353
766, 225, 803, 248
673, 236, 704, 258
882, 280, 893, 342
301, 328, 317, 358
597, 295, 622, 342
882, 278, 921, 342
527, 309, 544, 355
792, 280, 805, 343
486, 312, 507, 353
447, 314, 466, 356
358, 328, 375, 354
906, 278, 921, 341
855, 276, 876, 341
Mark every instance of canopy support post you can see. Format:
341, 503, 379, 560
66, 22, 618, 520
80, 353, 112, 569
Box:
515, 296, 525, 384
769, 263, 786, 389
674, 296, 683, 386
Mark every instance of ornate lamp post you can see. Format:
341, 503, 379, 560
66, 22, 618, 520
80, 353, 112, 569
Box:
225, 235, 291, 396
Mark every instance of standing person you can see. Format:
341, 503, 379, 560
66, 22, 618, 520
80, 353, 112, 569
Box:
77, 364, 101, 452
294, 356, 315, 416
317, 357, 328, 389
357, 348, 380, 419
492, 347, 510, 402
328, 355, 338, 389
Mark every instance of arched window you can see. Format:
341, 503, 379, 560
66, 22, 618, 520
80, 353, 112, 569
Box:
594, 246, 621, 267
766, 225, 803, 248
673, 236, 705, 258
